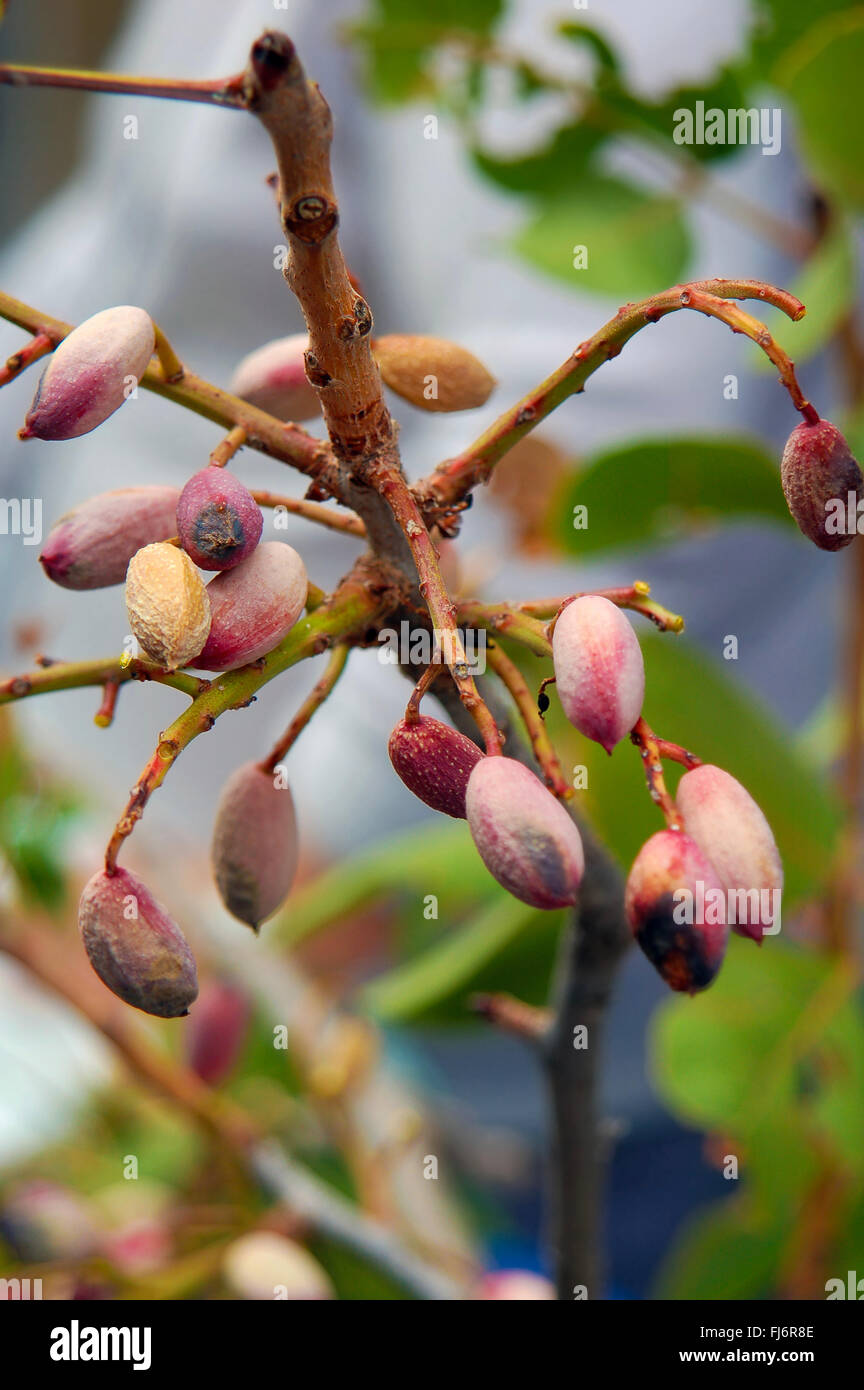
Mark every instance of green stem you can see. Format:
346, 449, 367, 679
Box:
103, 575, 386, 872
0, 656, 207, 704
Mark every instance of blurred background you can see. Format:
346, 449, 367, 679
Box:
0, 0, 861, 1299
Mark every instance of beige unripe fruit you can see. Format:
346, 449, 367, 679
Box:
466, 757, 584, 909
78, 867, 198, 1018
373, 334, 496, 412
125, 542, 211, 670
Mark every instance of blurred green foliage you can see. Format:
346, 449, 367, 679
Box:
550, 436, 792, 554
0, 714, 81, 910
651, 945, 864, 1297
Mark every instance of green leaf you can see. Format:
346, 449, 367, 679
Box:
650, 940, 864, 1297
540, 632, 840, 908
556, 22, 621, 75
0, 726, 81, 910
359, 894, 543, 1022
349, 0, 504, 104
551, 435, 792, 557
775, 11, 864, 209
650, 943, 831, 1133
271, 820, 488, 949
654, 1199, 785, 1299
748, 0, 853, 72
472, 121, 606, 196
751, 220, 857, 370
512, 175, 690, 297
610, 65, 754, 165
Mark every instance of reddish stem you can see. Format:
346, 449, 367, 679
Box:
94, 680, 120, 729
0, 62, 248, 107
630, 717, 683, 830
417, 279, 817, 512
0, 331, 52, 387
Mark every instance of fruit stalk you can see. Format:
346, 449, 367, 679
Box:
483, 640, 571, 799
260, 644, 350, 773
630, 716, 682, 828
210, 425, 247, 468
250, 489, 365, 538
0, 330, 53, 386
418, 278, 813, 513
520, 583, 685, 634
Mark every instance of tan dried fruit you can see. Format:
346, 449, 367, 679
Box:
125, 542, 211, 670
373, 334, 496, 412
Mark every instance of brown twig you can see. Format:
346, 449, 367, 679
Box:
471, 992, 551, 1042
243, 34, 391, 464
260, 643, 350, 774
0, 60, 249, 106
251, 489, 365, 538
243, 35, 503, 755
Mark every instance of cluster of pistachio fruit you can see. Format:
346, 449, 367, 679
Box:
21, 304, 495, 1018
391, 594, 782, 996
19, 299, 861, 1017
